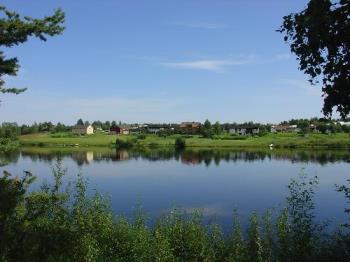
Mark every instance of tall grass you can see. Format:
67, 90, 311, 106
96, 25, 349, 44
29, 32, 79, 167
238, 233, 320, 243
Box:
0, 166, 349, 261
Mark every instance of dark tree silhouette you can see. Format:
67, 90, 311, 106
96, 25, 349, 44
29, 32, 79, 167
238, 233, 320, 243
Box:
279, 0, 350, 118
0, 5, 65, 98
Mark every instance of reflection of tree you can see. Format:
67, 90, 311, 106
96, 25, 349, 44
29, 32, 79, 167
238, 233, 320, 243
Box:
0, 151, 20, 166
4, 148, 350, 167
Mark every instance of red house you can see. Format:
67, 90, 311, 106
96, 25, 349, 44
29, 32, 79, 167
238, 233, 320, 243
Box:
109, 126, 121, 134
110, 125, 130, 135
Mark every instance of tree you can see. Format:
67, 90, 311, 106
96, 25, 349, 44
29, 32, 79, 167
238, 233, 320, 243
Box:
201, 119, 213, 138
0, 5, 65, 98
279, 0, 350, 118
213, 121, 222, 135
0, 123, 19, 139
76, 119, 84, 125
103, 121, 111, 130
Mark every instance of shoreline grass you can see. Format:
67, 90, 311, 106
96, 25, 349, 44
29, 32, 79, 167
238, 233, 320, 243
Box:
1, 166, 349, 261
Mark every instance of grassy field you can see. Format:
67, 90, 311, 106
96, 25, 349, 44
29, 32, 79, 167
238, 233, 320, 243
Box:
18, 132, 350, 149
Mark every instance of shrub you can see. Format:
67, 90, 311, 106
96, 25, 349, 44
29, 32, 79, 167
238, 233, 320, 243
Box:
148, 142, 159, 148
175, 138, 186, 149
0, 138, 19, 152
220, 136, 247, 140
137, 134, 146, 140
0, 168, 349, 261
115, 138, 134, 149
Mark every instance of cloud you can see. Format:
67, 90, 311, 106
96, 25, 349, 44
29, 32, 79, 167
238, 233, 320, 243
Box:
172, 22, 227, 29
157, 53, 291, 72
159, 57, 255, 72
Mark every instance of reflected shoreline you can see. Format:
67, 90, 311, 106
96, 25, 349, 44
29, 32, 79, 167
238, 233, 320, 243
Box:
2, 147, 350, 167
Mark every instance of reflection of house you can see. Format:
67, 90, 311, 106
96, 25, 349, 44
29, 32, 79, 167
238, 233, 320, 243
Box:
116, 150, 129, 160
86, 151, 94, 163
229, 126, 260, 135
271, 125, 299, 133
180, 155, 200, 165
72, 151, 94, 165
180, 122, 201, 134
72, 124, 94, 135
110, 126, 130, 135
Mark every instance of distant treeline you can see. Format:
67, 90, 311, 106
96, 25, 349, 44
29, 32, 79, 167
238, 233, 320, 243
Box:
1, 117, 350, 137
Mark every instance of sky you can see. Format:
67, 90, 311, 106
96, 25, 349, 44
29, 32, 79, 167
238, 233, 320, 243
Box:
0, 0, 325, 125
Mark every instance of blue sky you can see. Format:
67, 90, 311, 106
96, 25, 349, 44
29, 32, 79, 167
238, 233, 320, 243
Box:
1, 0, 324, 125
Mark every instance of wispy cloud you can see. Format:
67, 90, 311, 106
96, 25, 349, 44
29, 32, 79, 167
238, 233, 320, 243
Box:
157, 53, 291, 72
172, 22, 227, 29
159, 57, 255, 72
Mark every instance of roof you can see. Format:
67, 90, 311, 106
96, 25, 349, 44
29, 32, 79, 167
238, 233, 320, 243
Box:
227, 124, 259, 129
272, 125, 298, 130
180, 122, 201, 127
73, 124, 92, 129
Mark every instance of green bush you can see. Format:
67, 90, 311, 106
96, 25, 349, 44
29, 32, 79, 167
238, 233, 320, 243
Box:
148, 142, 159, 148
220, 136, 247, 140
175, 137, 186, 149
115, 138, 134, 149
137, 134, 146, 140
0, 138, 19, 152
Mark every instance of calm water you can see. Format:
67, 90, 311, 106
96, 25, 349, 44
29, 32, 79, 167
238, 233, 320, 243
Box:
1, 147, 350, 229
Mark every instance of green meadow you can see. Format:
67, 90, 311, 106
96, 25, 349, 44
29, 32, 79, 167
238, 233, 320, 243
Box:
18, 132, 350, 149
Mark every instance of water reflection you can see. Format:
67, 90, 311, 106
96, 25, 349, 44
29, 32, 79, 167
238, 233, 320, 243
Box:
1, 146, 349, 231
2, 147, 350, 166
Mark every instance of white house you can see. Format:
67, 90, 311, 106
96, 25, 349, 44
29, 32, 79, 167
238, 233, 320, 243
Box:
72, 124, 94, 135
339, 121, 350, 126
271, 125, 299, 133
229, 126, 260, 135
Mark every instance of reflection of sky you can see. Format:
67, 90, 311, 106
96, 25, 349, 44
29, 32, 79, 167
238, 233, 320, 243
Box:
1, 151, 349, 231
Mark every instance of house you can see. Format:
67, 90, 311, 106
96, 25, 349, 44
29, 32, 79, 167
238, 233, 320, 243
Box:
72, 124, 94, 135
129, 126, 141, 134
146, 124, 165, 134
229, 126, 260, 135
109, 125, 130, 135
309, 124, 318, 133
109, 126, 121, 134
180, 122, 201, 134
339, 121, 350, 126
271, 125, 299, 133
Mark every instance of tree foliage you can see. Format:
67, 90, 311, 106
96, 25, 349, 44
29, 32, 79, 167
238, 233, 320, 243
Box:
0, 5, 65, 97
279, 0, 350, 118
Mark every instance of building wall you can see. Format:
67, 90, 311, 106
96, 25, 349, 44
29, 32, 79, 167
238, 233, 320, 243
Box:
72, 125, 94, 135
121, 129, 129, 135
86, 126, 94, 135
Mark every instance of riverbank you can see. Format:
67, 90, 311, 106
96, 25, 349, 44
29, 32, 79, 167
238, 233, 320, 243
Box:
18, 132, 350, 149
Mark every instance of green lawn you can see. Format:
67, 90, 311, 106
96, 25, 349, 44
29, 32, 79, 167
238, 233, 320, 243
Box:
18, 132, 350, 149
